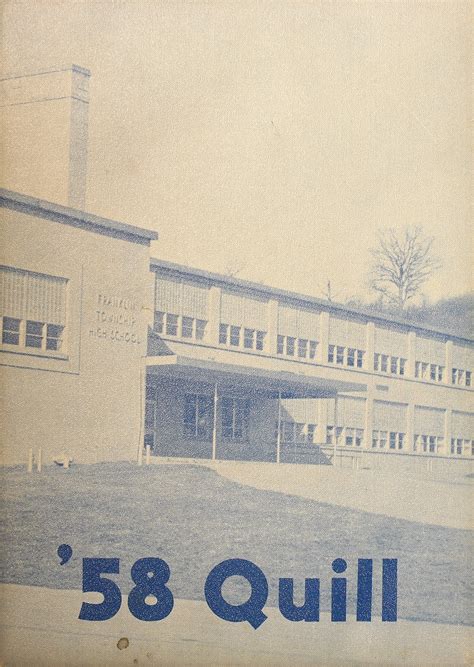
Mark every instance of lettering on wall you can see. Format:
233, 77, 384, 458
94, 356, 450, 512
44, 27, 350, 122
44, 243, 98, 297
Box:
89, 293, 142, 345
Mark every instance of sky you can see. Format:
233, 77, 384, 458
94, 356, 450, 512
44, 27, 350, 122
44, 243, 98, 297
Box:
2, 0, 472, 303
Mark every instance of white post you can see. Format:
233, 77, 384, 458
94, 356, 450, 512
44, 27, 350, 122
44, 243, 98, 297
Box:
212, 381, 218, 461
333, 395, 339, 466
27, 449, 33, 473
276, 390, 282, 464
37, 448, 42, 473
146, 445, 151, 465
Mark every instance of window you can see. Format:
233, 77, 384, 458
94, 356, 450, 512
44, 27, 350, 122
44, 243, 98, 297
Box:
452, 367, 472, 387
219, 323, 228, 344
387, 432, 404, 450
450, 438, 473, 456
183, 394, 214, 440
277, 335, 317, 360
195, 320, 206, 340
374, 353, 380, 371
286, 336, 296, 356
46, 324, 64, 351
155, 311, 207, 341
154, 311, 165, 333
345, 428, 364, 447
222, 397, 250, 441
328, 345, 364, 369
375, 354, 407, 376
326, 425, 343, 444
25, 320, 44, 348
277, 335, 285, 354
220, 322, 265, 351
372, 430, 400, 450
1, 266, 67, 356
347, 348, 356, 367
165, 313, 179, 336
414, 434, 443, 454
451, 438, 463, 455
229, 325, 240, 346
244, 328, 255, 349
2, 316, 20, 345
298, 338, 308, 358
256, 330, 265, 351
277, 421, 317, 444
415, 360, 444, 383
181, 316, 194, 338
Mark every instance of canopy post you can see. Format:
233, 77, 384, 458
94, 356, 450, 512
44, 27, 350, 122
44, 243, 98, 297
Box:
212, 381, 218, 461
333, 393, 339, 465
276, 390, 282, 464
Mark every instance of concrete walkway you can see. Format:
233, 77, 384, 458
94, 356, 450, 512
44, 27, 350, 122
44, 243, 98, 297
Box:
1, 584, 472, 666
211, 461, 473, 529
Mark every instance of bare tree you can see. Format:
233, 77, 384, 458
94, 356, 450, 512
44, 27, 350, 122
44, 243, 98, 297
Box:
369, 226, 440, 311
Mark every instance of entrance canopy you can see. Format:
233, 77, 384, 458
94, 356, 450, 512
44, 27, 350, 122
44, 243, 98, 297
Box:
146, 354, 366, 399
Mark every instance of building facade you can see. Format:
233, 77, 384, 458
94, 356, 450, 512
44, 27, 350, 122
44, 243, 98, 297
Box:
0, 189, 156, 465
145, 260, 473, 466
1, 196, 472, 467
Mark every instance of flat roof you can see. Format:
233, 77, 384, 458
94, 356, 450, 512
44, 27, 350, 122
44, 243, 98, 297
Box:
0, 188, 158, 244
150, 258, 473, 345
147, 354, 367, 399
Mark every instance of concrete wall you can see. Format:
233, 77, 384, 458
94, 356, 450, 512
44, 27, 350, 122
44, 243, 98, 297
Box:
0, 66, 90, 208
0, 204, 152, 465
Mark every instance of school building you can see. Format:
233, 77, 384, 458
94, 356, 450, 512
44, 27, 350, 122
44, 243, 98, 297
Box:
1, 66, 473, 468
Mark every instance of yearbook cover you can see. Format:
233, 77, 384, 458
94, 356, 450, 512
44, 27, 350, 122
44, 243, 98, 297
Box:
0, 1, 472, 665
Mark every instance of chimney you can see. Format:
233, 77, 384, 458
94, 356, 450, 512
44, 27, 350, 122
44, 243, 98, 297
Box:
0, 65, 90, 209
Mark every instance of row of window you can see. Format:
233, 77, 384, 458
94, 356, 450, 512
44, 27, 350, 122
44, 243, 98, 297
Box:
413, 434, 443, 454
327, 426, 364, 447
162, 394, 474, 456
219, 324, 265, 350
154, 311, 207, 340
277, 335, 317, 359
1, 316, 64, 352
372, 430, 405, 450
415, 361, 444, 383
153, 313, 472, 387
450, 438, 474, 456
184, 394, 251, 441
375, 353, 406, 376
452, 368, 471, 387
275, 421, 317, 444
328, 345, 364, 368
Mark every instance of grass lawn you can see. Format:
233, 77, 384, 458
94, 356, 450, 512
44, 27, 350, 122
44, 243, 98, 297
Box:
1, 462, 472, 626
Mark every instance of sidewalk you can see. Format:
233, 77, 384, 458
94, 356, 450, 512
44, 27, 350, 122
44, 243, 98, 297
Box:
212, 461, 473, 529
1, 584, 472, 666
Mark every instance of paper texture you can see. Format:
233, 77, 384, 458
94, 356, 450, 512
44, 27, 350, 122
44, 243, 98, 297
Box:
1, 1, 472, 665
